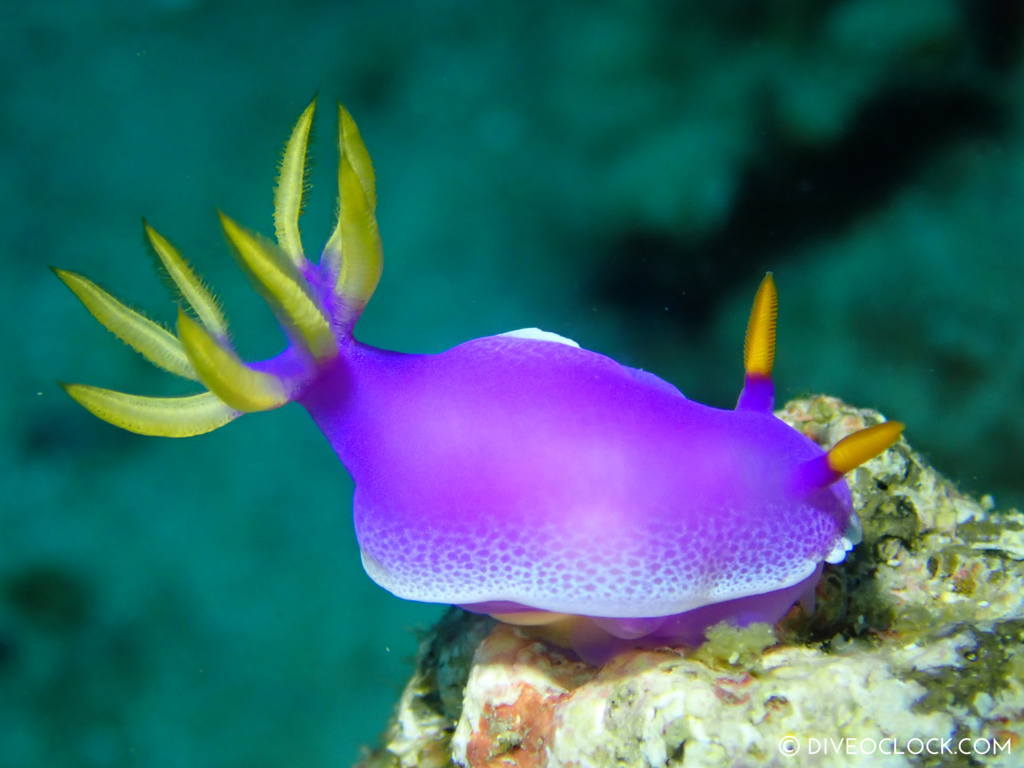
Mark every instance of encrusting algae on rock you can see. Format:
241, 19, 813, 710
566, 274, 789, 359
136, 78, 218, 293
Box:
359, 396, 1024, 768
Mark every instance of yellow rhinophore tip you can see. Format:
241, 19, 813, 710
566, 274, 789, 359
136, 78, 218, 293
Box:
827, 421, 905, 475
743, 272, 778, 377
176, 310, 289, 413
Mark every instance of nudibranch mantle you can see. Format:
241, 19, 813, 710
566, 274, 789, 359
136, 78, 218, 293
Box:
56, 101, 903, 664
309, 334, 848, 618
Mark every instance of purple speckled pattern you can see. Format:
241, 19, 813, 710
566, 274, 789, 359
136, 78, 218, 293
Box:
297, 331, 852, 627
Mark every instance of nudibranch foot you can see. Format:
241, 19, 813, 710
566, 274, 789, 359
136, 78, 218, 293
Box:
58, 102, 907, 667
460, 564, 822, 665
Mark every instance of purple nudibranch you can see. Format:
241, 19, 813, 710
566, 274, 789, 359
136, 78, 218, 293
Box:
56, 101, 904, 664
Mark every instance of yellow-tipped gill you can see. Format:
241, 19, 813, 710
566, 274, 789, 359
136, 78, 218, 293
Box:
54, 267, 197, 381
56, 102, 382, 437
175, 311, 289, 413
144, 221, 229, 340
323, 105, 382, 323
217, 212, 335, 360
61, 384, 237, 437
274, 97, 317, 267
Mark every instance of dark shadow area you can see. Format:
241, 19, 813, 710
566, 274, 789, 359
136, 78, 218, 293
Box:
962, 0, 1024, 72
596, 83, 1007, 329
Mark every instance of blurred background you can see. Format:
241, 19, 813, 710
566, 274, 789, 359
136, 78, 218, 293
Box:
3, 1, 1023, 765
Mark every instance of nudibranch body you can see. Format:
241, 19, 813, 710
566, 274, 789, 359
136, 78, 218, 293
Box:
57, 102, 903, 664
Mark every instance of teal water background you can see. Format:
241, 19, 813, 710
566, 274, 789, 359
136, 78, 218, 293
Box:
3, 2, 1022, 766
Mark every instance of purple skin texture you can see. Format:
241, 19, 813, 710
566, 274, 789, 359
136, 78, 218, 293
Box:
294, 330, 853, 664
58, 104, 887, 666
